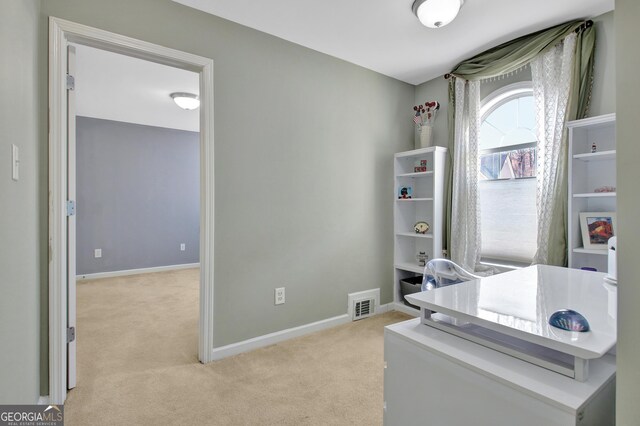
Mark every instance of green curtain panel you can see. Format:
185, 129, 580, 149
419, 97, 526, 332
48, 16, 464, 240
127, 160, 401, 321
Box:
443, 78, 455, 258
449, 20, 589, 81
443, 20, 596, 265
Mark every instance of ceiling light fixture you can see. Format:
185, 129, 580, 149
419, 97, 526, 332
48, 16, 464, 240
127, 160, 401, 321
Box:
170, 92, 200, 110
412, 0, 464, 29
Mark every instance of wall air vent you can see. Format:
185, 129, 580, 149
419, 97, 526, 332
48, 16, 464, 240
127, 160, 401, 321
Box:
353, 298, 374, 320
348, 288, 380, 321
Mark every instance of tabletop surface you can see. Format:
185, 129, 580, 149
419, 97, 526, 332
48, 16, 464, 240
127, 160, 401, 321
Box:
405, 265, 617, 359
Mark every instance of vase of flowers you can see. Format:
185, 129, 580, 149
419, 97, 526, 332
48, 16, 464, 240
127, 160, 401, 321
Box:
413, 101, 440, 149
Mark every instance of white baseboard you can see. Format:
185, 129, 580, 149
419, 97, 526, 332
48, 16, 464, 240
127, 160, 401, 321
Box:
391, 301, 420, 317
76, 263, 200, 281
37, 396, 49, 405
211, 314, 351, 360
211, 301, 401, 361
377, 303, 392, 314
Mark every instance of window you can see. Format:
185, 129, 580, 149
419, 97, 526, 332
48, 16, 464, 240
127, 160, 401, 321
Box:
479, 83, 537, 264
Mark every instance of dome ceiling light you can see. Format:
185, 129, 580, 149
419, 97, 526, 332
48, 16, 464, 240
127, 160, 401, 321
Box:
170, 92, 200, 110
412, 0, 464, 29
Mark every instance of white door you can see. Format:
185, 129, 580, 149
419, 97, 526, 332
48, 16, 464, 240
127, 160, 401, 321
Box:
67, 44, 77, 390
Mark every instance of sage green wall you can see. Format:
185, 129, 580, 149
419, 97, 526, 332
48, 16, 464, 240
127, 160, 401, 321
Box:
615, 1, 640, 424
590, 12, 616, 116
0, 0, 44, 403
413, 11, 616, 148
40, 0, 414, 349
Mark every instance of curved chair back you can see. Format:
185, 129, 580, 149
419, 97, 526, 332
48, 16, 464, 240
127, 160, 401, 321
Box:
422, 258, 482, 291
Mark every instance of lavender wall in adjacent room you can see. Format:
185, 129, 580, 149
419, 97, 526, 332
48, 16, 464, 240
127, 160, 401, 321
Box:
76, 116, 199, 275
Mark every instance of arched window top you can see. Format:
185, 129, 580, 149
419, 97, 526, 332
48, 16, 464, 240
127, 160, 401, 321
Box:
480, 82, 535, 151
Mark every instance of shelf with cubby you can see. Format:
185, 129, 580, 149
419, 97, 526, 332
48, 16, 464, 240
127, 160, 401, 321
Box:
572, 192, 616, 198
396, 171, 434, 178
573, 247, 608, 255
396, 232, 434, 239
395, 198, 434, 202
394, 262, 425, 274
573, 150, 616, 162
393, 146, 447, 311
567, 113, 616, 273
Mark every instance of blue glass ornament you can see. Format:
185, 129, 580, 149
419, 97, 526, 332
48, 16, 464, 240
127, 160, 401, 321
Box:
549, 309, 590, 332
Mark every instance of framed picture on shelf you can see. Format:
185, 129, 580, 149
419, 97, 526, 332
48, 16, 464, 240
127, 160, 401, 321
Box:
579, 212, 616, 250
398, 186, 413, 199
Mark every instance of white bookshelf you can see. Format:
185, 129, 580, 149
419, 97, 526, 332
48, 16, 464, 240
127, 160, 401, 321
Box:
393, 146, 447, 310
567, 113, 616, 272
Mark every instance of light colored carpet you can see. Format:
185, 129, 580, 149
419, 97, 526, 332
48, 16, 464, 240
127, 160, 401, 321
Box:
67, 269, 411, 425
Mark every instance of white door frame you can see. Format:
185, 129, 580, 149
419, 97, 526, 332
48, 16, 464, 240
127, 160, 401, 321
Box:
48, 17, 215, 404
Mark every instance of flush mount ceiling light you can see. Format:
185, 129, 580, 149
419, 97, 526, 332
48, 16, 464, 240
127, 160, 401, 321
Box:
412, 0, 464, 29
170, 92, 200, 110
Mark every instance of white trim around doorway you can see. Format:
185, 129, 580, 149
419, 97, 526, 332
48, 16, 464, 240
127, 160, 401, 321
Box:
48, 17, 215, 404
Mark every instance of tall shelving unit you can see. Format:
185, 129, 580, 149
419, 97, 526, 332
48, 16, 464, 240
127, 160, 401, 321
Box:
393, 147, 447, 313
567, 113, 616, 272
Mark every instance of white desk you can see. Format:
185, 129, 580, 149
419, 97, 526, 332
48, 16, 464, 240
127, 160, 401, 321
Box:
405, 265, 617, 381
384, 265, 616, 425
384, 320, 616, 426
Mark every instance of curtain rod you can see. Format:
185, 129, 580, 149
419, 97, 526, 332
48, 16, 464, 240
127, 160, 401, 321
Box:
443, 19, 594, 80
575, 20, 594, 33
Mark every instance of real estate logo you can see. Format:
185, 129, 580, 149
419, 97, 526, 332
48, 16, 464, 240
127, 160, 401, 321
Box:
0, 405, 63, 426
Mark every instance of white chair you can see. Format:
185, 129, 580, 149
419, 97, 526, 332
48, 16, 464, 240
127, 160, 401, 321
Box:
421, 258, 482, 291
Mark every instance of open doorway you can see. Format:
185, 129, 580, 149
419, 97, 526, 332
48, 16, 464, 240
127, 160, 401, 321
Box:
69, 43, 201, 389
48, 18, 215, 404
73, 44, 200, 282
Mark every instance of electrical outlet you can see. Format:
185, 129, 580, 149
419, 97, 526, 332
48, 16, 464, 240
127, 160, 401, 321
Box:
94, 249, 102, 258
180, 243, 186, 251
275, 287, 285, 305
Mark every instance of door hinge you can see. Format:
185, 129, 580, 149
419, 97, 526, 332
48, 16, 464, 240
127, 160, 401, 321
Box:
66, 200, 75, 216
67, 326, 76, 343
66, 74, 75, 91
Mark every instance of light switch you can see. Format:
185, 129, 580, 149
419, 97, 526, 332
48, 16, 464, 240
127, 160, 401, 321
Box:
94, 249, 102, 258
11, 144, 19, 181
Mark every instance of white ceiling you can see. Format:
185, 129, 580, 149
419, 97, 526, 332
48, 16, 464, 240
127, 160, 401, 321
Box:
74, 44, 199, 132
73, 1, 613, 129
173, 0, 613, 85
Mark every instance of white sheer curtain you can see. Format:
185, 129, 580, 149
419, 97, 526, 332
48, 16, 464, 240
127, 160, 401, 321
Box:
531, 33, 577, 265
451, 79, 482, 271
